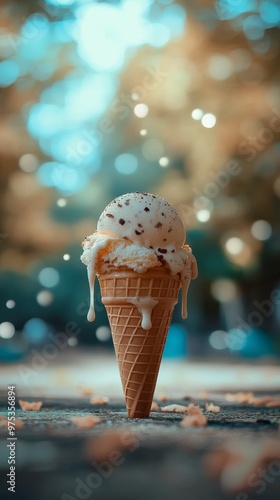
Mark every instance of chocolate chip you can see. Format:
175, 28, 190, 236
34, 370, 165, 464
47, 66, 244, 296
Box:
117, 204, 122, 208
171, 249, 175, 253
155, 222, 162, 228
161, 213, 165, 216
138, 223, 143, 227
168, 228, 172, 232
119, 218, 125, 225
125, 200, 130, 205
106, 214, 114, 218
158, 248, 167, 254
135, 230, 142, 235
144, 207, 150, 212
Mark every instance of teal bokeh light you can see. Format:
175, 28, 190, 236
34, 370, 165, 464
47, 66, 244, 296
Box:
0, 60, 19, 87
243, 15, 265, 40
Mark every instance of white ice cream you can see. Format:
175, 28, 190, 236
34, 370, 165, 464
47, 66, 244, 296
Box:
81, 192, 198, 323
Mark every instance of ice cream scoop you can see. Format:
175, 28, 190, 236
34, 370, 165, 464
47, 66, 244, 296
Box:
97, 191, 185, 248
81, 192, 197, 322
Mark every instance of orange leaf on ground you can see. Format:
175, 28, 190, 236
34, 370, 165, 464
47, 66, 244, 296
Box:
186, 403, 203, 416
71, 415, 101, 429
180, 415, 208, 427
225, 392, 254, 403
19, 400, 43, 411
205, 402, 220, 413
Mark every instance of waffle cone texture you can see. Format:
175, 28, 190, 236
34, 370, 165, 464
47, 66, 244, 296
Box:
98, 267, 181, 418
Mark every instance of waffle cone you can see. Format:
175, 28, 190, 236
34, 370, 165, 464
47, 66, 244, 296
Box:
98, 267, 181, 418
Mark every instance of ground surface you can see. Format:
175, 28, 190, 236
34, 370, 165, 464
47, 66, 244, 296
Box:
0, 393, 279, 500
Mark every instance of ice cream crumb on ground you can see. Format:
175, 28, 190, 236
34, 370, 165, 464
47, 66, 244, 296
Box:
90, 396, 109, 405
180, 414, 208, 427
150, 401, 159, 411
19, 400, 43, 411
225, 392, 254, 403
161, 404, 189, 413
205, 402, 220, 413
71, 416, 101, 429
186, 403, 203, 415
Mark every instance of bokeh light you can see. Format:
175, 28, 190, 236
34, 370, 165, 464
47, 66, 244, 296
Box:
68, 336, 78, 346
6, 300, 16, 309
23, 318, 49, 344
115, 154, 138, 175
19, 154, 39, 173
201, 113, 217, 128
196, 209, 211, 223
0, 322, 15, 339
159, 157, 169, 167
225, 237, 245, 255
134, 103, 149, 118
38, 268, 60, 288
251, 220, 272, 241
96, 326, 111, 342
191, 108, 203, 120
36, 290, 54, 306
209, 330, 227, 350
57, 198, 67, 207
0, 61, 20, 87
211, 279, 238, 303
208, 55, 233, 81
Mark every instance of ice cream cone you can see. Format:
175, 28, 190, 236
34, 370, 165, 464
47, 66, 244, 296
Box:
98, 267, 182, 418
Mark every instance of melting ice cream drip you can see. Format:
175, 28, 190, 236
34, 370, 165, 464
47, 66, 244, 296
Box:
128, 297, 158, 330
181, 277, 191, 319
85, 236, 113, 322
180, 253, 198, 319
87, 265, 96, 322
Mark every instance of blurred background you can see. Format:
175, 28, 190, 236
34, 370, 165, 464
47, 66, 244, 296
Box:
0, 0, 280, 368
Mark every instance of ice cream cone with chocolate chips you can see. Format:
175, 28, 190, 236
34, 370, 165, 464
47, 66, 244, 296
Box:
81, 192, 197, 418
